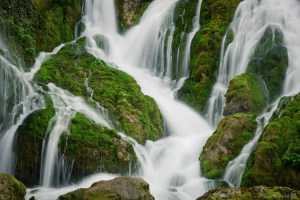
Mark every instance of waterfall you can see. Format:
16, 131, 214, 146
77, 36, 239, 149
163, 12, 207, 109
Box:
0, 39, 45, 175
216, 0, 300, 186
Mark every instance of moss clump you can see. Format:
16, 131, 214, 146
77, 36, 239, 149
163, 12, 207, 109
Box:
247, 25, 288, 103
34, 38, 164, 145
241, 94, 300, 190
197, 185, 300, 200
200, 113, 257, 179
13, 95, 55, 187
58, 113, 137, 181
177, 0, 244, 113
0, 0, 83, 68
223, 72, 266, 116
116, 0, 154, 32
0, 173, 26, 200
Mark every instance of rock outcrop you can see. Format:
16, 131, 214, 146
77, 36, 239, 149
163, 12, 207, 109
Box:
223, 73, 266, 116
34, 37, 164, 144
200, 113, 257, 179
13, 95, 55, 187
223, 25, 288, 116
57, 113, 137, 182
58, 176, 154, 200
0, 173, 26, 200
197, 186, 300, 200
0, 0, 83, 68
116, 0, 153, 31
241, 94, 300, 190
178, 0, 244, 113
247, 25, 288, 103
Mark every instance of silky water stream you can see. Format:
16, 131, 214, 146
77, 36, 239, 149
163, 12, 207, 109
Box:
0, 0, 300, 199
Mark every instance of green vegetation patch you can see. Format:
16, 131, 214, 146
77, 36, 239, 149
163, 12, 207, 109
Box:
34, 37, 164, 144
178, 0, 244, 113
200, 113, 257, 179
197, 186, 300, 200
241, 94, 300, 190
13, 94, 55, 187
223, 72, 266, 116
116, 0, 154, 32
247, 25, 288, 103
58, 113, 137, 175
0, 173, 26, 200
0, 0, 83, 68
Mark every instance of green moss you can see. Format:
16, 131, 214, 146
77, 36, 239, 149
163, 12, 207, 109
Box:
223, 72, 266, 116
241, 94, 300, 190
58, 113, 137, 179
200, 113, 257, 179
34, 38, 164, 145
198, 186, 300, 200
178, 0, 244, 113
247, 25, 288, 103
116, 0, 154, 32
0, 0, 83, 68
13, 94, 55, 187
0, 173, 26, 200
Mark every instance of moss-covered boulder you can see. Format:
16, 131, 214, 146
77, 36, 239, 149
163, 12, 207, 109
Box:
34, 37, 164, 144
58, 113, 137, 180
223, 73, 266, 116
58, 176, 154, 200
0, 173, 26, 200
200, 113, 257, 179
247, 25, 288, 103
197, 186, 300, 200
0, 0, 83, 68
241, 94, 300, 190
116, 0, 153, 31
13, 95, 55, 187
178, 0, 244, 113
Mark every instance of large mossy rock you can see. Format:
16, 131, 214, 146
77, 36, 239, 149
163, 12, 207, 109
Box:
178, 0, 244, 113
222, 25, 288, 116
197, 186, 300, 200
13, 95, 55, 187
0, 0, 83, 68
58, 113, 137, 180
241, 94, 300, 190
200, 113, 257, 179
0, 173, 26, 200
116, 0, 153, 31
58, 176, 154, 200
247, 25, 288, 103
223, 73, 266, 116
34, 37, 164, 145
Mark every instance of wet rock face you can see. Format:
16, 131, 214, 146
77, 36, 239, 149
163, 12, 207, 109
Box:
116, 0, 153, 30
58, 176, 154, 200
241, 94, 300, 190
223, 73, 266, 116
57, 113, 138, 183
197, 186, 300, 200
0, 173, 26, 200
200, 113, 257, 179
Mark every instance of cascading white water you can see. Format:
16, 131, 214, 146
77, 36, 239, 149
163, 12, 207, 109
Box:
0, 39, 45, 175
39, 84, 111, 187
1, 0, 298, 199
80, 0, 215, 200
206, 0, 269, 127
219, 0, 300, 187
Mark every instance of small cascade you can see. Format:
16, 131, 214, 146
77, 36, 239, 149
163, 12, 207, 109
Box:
221, 0, 300, 187
39, 84, 111, 187
0, 41, 45, 175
